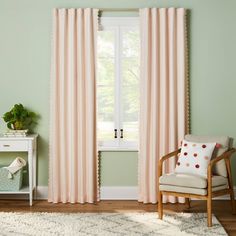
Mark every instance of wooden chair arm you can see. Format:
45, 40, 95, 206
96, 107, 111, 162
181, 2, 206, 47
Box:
158, 149, 181, 177
208, 148, 236, 171
207, 148, 236, 181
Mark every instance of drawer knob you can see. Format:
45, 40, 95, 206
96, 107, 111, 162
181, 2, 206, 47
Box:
3, 144, 10, 147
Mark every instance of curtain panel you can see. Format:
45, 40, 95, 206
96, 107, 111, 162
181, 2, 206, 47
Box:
138, 8, 189, 204
49, 8, 98, 203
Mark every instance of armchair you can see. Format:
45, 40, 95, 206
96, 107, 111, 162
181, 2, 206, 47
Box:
158, 135, 236, 227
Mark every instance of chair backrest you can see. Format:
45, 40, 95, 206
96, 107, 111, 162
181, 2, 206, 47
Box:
184, 135, 233, 177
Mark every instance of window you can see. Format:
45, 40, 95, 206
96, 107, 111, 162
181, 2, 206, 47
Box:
97, 18, 140, 149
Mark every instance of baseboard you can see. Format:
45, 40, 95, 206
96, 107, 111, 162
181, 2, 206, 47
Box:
36, 186, 139, 200
36, 186, 138, 200
36, 186, 48, 200
0, 186, 139, 200
100, 186, 236, 200
100, 186, 138, 200
0, 186, 235, 201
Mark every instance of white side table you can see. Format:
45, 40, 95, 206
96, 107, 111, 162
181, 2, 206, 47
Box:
0, 134, 38, 206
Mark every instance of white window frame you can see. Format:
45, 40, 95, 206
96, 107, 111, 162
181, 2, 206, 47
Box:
98, 17, 139, 150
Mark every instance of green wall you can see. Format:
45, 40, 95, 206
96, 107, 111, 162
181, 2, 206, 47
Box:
0, 0, 236, 187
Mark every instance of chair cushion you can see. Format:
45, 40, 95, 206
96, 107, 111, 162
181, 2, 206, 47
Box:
159, 184, 228, 196
159, 173, 228, 189
175, 140, 216, 177
185, 135, 232, 177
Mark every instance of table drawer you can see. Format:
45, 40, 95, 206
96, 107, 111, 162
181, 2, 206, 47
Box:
0, 141, 28, 151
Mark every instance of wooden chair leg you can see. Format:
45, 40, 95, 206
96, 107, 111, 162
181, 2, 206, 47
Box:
186, 198, 191, 209
158, 191, 163, 219
207, 163, 213, 227
229, 188, 236, 214
225, 158, 236, 214
207, 197, 212, 227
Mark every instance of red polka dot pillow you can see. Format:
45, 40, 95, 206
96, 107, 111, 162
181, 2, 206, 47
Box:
175, 140, 216, 178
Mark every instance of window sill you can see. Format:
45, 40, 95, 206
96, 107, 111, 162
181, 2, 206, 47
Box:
98, 147, 138, 152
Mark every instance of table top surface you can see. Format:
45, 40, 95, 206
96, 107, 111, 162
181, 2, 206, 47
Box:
0, 134, 38, 141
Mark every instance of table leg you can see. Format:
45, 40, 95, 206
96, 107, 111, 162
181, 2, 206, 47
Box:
33, 139, 37, 200
28, 142, 33, 206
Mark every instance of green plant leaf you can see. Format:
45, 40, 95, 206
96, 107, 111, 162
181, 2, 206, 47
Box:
7, 122, 13, 129
3, 111, 12, 122
2, 103, 38, 131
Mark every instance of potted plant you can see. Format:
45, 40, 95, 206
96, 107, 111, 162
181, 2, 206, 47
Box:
3, 104, 37, 131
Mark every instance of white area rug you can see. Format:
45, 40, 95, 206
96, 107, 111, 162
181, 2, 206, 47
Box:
0, 212, 227, 236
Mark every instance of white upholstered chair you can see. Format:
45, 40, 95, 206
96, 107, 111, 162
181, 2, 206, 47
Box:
158, 135, 236, 227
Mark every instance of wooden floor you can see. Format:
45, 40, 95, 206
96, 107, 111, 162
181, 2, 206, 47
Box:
0, 200, 235, 235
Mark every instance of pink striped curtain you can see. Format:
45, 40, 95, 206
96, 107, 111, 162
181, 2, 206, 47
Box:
49, 8, 98, 203
138, 8, 189, 204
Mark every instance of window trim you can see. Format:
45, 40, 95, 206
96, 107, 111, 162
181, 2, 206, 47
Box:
98, 147, 138, 152
98, 17, 139, 150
